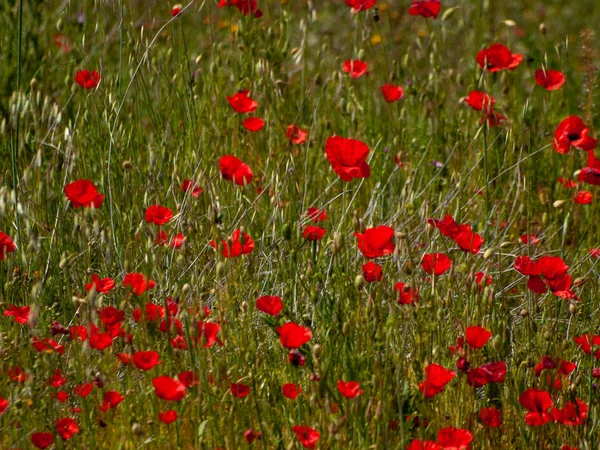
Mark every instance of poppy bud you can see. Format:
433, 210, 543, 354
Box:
342, 322, 350, 336
539, 23, 547, 35
456, 357, 470, 373
520, 308, 529, 317
543, 331, 553, 341
569, 303, 577, 314
553, 199, 567, 208
312, 344, 322, 359
131, 423, 142, 435
30, 78, 39, 91
357, 49, 366, 60
281, 223, 292, 241
57, 17, 64, 32
241, 301, 248, 312
216, 261, 226, 278
483, 248, 495, 259
182, 284, 190, 295
491, 335, 502, 351
354, 275, 365, 290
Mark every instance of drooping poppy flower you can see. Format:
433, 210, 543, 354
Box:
4, 304, 30, 324
210, 229, 254, 258
56, 417, 79, 440
579, 151, 600, 186
519, 388, 554, 426
408, 0, 442, 19
100, 391, 125, 411
196, 321, 223, 348
145, 205, 173, 225
406, 440, 443, 450
534, 355, 556, 377
256, 296, 283, 316
344, 0, 376, 12
306, 207, 327, 223
418, 363, 456, 398
153, 376, 186, 401
337, 380, 364, 398
535, 69, 566, 91
123, 273, 156, 296
552, 116, 597, 154
231, 382, 250, 398
292, 425, 320, 449
479, 407, 502, 427
64, 180, 104, 208
287, 125, 309, 145
380, 84, 404, 102
132, 351, 161, 370
171, 4, 182, 16
465, 326, 492, 349
421, 253, 452, 276
75, 70, 101, 89
282, 383, 302, 399
219, 155, 254, 186
325, 136, 371, 182
436, 427, 473, 450
218, 0, 263, 18
181, 179, 203, 196
476, 44, 523, 72
0, 232, 16, 260
31, 432, 54, 449
244, 429, 262, 443
242, 117, 265, 132
85, 274, 115, 294
0, 396, 8, 415
342, 60, 369, 78
227, 90, 258, 113
551, 399, 588, 426
573, 191, 592, 204
354, 225, 395, 258
362, 261, 383, 283
395, 282, 418, 305
277, 322, 312, 349
32, 337, 64, 355
462, 91, 495, 112
159, 409, 178, 424
303, 226, 326, 241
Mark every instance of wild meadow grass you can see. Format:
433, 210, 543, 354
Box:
1, 0, 600, 448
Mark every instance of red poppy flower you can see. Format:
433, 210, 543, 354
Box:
0, 396, 8, 415
196, 321, 223, 348
337, 380, 364, 398
325, 136, 371, 182
256, 295, 283, 316
394, 282, 418, 305
100, 391, 125, 411
535, 69, 565, 91
75, 383, 93, 398
344, 0, 376, 12
123, 273, 156, 296
48, 369, 67, 387
467, 361, 506, 387
75, 70, 101, 89
85, 274, 115, 294
520, 234, 540, 245
244, 429, 262, 443
302, 226, 326, 241
181, 179, 203, 196
406, 440, 443, 450
354, 225, 395, 258
132, 351, 161, 370
219, 155, 254, 186
292, 426, 320, 449
534, 355, 556, 377
551, 399, 588, 426
242, 117, 264, 132
380, 84, 404, 102
33, 337, 64, 355
479, 407, 502, 427
54, 34, 72, 53
287, 125, 309, 145
4, 304, 30, 324
230, 382, 250, 398
277, 322, 312, 349
573, 191, 592, 204
463, 91, 495, 112
553, 116, 598, 154
476, 44, 523, 72
227, 90, 258, 113
437, 427, 473, 450
519, 388, 554, 426
171, 4, 182, 16
64, 179, 104, 208
218, 0, 263, 18
7, 366, 29, 382
418, 363, 456, 398
342, 59, 369, 78
178, 371, 199, 388
573, 334, 600, 357
306, 207, 326, 223
210, 229, 254, 258
159, 409, 178, 424
465, 326, 492, 349
282, 383, 302, 399
362, 261, 383, 283
408, 0, 442, 19
31, 432, 54, 449
153, 376, 186, 401
0, 232, 16, 260
428, 215, 484, 253
289, 351, 306, 366
56, 417, 79, 440
145, 205, 173, 225
89, 329, 113, 350
421, 253, 452, 276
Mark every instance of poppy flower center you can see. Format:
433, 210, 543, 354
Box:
567, 132, 581, 142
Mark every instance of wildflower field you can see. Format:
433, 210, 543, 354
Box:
2, 0, 600, 448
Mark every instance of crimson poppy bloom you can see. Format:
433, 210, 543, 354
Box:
210, 229, 254, 258
551, 399, 588, 426
123, 273, 156, 296
159, 409, 178, 424
345, 0, 376, 12
100, 391, 125, 411
520, 234, 541, 245
0, 396, 8, 415
535, 69, 565, 91
519, 388, 554, 426
4, 304, 30, 324
479, 407, 502, 427
406, 440, 442, 450
282, 383, 302, 399
277, 322, 312, 349
64, 179, 104, 208
56, 417, 79, 440
242, 117, 265, 132
342, 60, 369, 78
380, 84, 404, 102
256, 295, 283, 316
181, 179, 203, 196
292, 425, 320, 449
573, 191, 592, 204
428, 215, 484, 253
465, 326, 492, 349
31, 432, 54, 449
289, 350, 306, 366
534, 356, 556, 377
354, 225, 395, 258
408, 0, 442, 19
467, 361, 506, 387
219, 155, 254, 186
75, 383, 93, 398
395, 282, 418, 305
325, 136, 371, 182
132, 351, 161, 370
287, 125, 308, 145
244, 429, 262, 443
463, 91, 495, 112
362, 261, 383, 283
227, 90, 258, 113
418, 363, 456, 398
171, 4, 182, 16
0, 232, 16, 260
75, 70, 101, 89
302, 226, 326, 241
306, 207, 326, 223
85, 274, 115, 294
231, 382, 250, 398
33, 337, 64, 355
421, 253, 452, 276
178, 371, 199, 388
145, 205, 173, 225
553, 116, 598, 154
476, 44, 523, 72
153, 376, 186, 401
7, 366, 29, 382
337, 380, 364, 398
196, 321, 222, 348
573, 334, 600, 357
218, 0, 263, 18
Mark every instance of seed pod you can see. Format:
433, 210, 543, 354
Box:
281, 223, 292, 241
354, 275, 365, 290
216, 261, 226, 278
